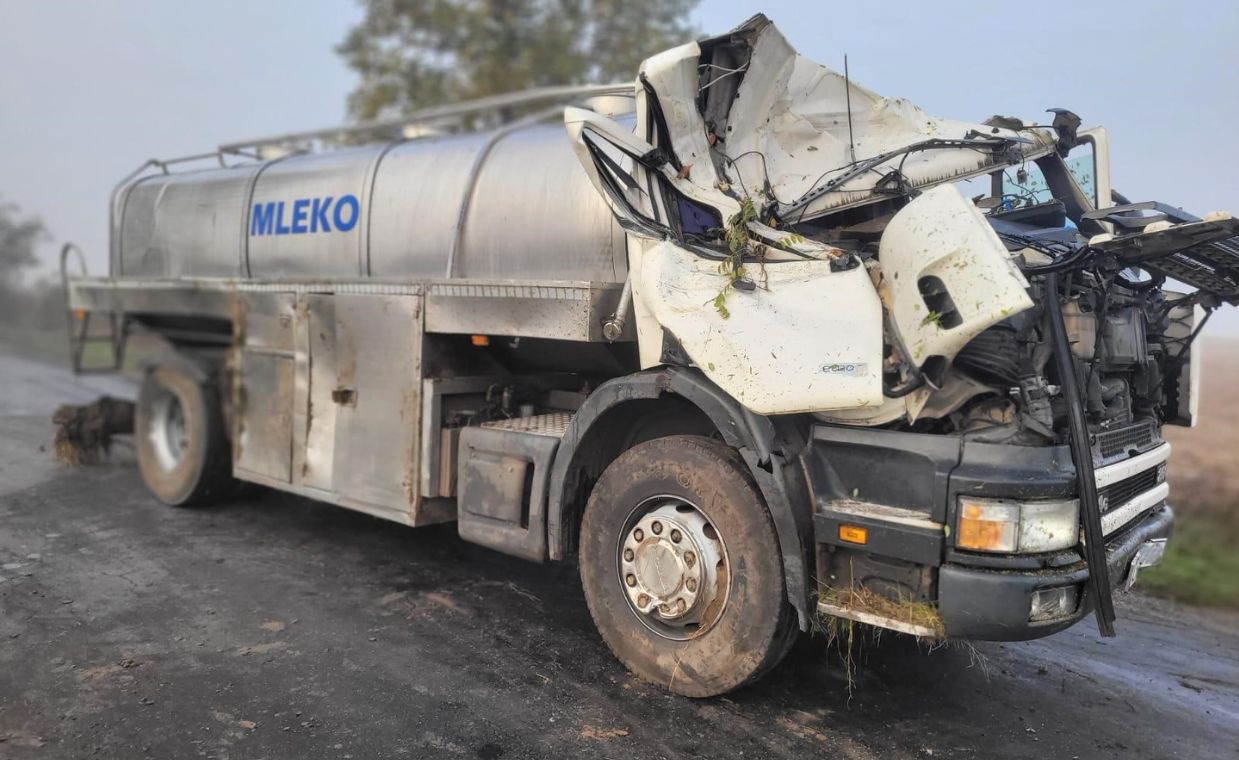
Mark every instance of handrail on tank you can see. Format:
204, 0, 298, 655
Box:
109, 84, 631, 186
219, 82, 632, 158
115, 150, 253, 186
107, 149, 267, 276
119, 149, 257, 182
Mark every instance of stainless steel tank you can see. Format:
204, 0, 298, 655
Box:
112, 119, 628, 284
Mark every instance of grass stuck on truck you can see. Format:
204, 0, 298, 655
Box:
61, 14, 1239, 697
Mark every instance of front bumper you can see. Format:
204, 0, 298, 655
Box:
807, 422, 1174, 642
937, 504, 1174, 640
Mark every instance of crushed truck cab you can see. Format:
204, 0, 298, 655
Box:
65, 13, 1236, 696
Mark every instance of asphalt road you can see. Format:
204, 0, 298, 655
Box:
1, 353, 1237, 759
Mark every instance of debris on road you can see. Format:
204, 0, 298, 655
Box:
579, 725, 629, 740
51, 395, 134, 465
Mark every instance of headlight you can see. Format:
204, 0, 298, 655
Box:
956, 497, 1079, 553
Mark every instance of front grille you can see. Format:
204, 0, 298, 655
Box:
1100, 467, 1160, 512
1095, 421, 1156, 460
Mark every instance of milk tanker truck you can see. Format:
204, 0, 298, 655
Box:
63, 16, 1239, 696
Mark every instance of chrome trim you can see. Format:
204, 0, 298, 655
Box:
1094, 442, 1171, 489
1123, 538, 1168, 591
817, 499, 942, 532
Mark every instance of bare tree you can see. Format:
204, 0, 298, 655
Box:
0, 200, 47, 293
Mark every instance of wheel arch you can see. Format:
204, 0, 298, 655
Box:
546, 367, 815, 628
141, 350, 213, 383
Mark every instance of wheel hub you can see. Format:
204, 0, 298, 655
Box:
149, 392, 188, 472
619, 499, 727, 639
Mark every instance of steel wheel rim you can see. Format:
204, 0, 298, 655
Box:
616, 494, 730, 641
148, 391, 188, 472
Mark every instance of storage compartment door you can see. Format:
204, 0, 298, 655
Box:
331, 293, 423, 509
234, 292, 296, 483
300, 292, 426, 522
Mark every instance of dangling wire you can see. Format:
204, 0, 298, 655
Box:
698, 62, 749, 93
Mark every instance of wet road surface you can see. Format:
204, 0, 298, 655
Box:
1, 357, 1237, 759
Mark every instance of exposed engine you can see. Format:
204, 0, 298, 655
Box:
940, 270, 1187, 447
810, 192, 1230, 450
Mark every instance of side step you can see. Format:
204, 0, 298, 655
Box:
456, 413, 572, 561
816, 600, 943, 639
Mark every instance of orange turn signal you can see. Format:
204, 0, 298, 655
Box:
838, 524, 868, 545
470, 334, 490, 346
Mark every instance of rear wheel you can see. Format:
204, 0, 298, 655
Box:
579, 435, 795, 697
135, 360, 234, 506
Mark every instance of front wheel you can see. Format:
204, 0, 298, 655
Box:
579, 435, 795, 697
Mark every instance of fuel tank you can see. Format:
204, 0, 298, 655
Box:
111, 120, 628, 284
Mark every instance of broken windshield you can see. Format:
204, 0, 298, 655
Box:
1001, 143, 1097, 211
952, 137, 1104, 238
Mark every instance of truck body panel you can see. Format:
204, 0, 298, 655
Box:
63, 14, 1239, 693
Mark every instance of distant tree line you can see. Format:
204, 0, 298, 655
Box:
0, 200, 63, 332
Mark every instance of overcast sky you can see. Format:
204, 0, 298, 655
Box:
3, 0, 1237, 332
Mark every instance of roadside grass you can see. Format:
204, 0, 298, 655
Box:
0, 324, 72, 366
0, 323, 162, 374
1149, 340, 1239, 610
1139, 514, 1239, 609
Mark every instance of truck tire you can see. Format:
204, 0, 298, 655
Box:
135, 361, 234, 507
579, 435, 795, 697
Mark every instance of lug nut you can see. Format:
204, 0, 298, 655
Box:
684, 551, 696, 568
686, 577, 698, 593
623, 548, 634, 562
633, 528, 644, 542
651, 520, 663, 535
670, 529, 682, 543
625, 573, 637, 587
676, 598, 687, 614
637, 593, 650, 608
659, 603, 670, 614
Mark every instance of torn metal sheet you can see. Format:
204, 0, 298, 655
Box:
565, 17, 1040, 416
641, 14, 1057, 223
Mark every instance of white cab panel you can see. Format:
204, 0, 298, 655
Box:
637, 241, 884, 414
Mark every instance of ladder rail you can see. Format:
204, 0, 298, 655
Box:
60, 243, 128, 374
